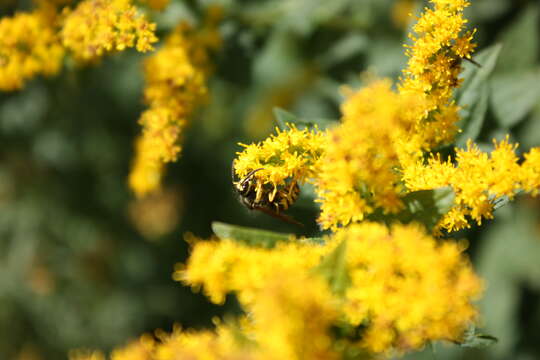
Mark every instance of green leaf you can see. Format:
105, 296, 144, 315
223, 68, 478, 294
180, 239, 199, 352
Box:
456, 81, 489, 147
490, 69, 540, 128
273, 108, 298, 131
518, 102, 540, 148
458, 325, 498, 348
211, 222, 292, 248
211, 222, 323, 248
273, 107, 337, 131
456, 43, 502, 116
367, 187, 455, 232
400, 187, 455, 230
314, 240, 350, 296
318, 33, 368, 69
495, 4, 539, 72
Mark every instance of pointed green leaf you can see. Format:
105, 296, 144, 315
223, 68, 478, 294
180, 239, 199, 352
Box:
491, 69, 540, 128
273, 107, 337, 131
211, 222, 323, 248
318, 33, 368, 69
212, 222, 292, 248
314, 240, 350, 296
367, 187, 455, 232
456, 81, 489, 147
456, 44, 502, 119
400, 187, 455, 230
495, 4, 539, 72
273, 108, 299, 131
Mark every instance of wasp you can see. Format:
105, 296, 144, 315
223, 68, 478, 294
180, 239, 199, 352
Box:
232, 165, 303, 226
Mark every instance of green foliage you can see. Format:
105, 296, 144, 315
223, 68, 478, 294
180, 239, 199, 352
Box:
212, 221, 292, 248
314, 239, 350, 296
273, 107, 337, 131
456, 44, 502, 147
212, 221, 324, 247
366, 187, 455, 232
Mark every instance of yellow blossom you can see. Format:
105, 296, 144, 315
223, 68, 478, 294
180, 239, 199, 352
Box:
402, 138, 540, 232
398, 0, 476, 151
233, 124, 326, 210
128, 15, 221, 197
128, 136, 165, 197
60, 0, 158, 62
336, 222, 482, 353
521, 147, 540, 196
0, 9, 64, 91
315, 80, 424, 230
250, 273, 340, 360
178, 237, 340, 359
177, 237, 327, 305
153, 323, 253, 360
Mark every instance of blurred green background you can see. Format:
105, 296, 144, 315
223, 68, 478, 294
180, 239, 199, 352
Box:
1, 0, 539, 359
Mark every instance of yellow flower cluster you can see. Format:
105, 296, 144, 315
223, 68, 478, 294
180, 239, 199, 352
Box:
177, 237, 326, 305
403, 138, 540, 231
0, 0, 161, 91
129, 13, 221, 197
71, 220, 482, 358
399, 0, 476, 151
177, 221, 481, 355
337, 223, 482, 353
249, 273, 339, 360
233, 124, 326, 210
316, 80, 425, 229
60, 0, 157, 62
0, 9, 64, 91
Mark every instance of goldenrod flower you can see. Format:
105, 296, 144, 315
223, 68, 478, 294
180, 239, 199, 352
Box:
403, 139, 540, 232
337, 222, 482, 353
128, 136, 165, 197
521, 147, 540, 196
315, 0, 478, 230
153, 323, 252, 360
315, 80, 424, 230
398, 0, 475, 150
0, 10, 64, 91
233, 124, 326, 210
128, 15, 221, 197
177, 237, 326, 305
178, 236, 340, 359
250, 273, 339, 360
60, 0, 158, 62
179, 221, 482, 355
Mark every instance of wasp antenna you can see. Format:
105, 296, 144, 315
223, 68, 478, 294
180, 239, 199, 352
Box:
464, 57, 482, 67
